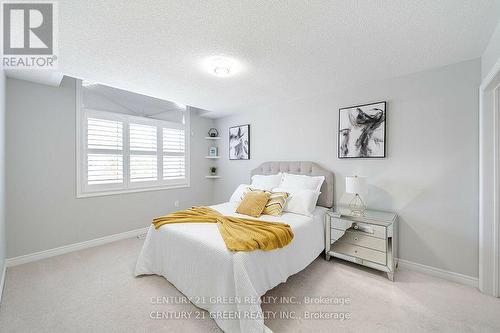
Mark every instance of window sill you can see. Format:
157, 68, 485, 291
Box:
76, 183, 190, 198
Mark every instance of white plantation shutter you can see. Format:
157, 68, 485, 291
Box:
130, 155, 157, 182
79, 108, 190, 196
87, 117, 123, 150
87, 154, 123, 185
163, 155, 185, 179
130, 124, 157, 151
86, 117, 124, 185
129, 124, 158, 182
163, 128, 185, 153
163, 128, 186, 180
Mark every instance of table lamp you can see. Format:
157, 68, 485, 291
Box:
345, 176, 368, 216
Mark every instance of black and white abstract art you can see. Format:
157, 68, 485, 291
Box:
338, 101, 386, 158
229, 124, 250, 160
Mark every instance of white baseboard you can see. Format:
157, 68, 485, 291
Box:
3, 230, 479, 290
6, 226, 149, 267
397, 258, 478, 288
0, 263, 6, 304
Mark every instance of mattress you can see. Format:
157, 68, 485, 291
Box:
135, 202, 328, 333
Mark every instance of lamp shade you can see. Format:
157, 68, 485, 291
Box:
345, 176, 368, 195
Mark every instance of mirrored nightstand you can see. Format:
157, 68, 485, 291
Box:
325, 207, 398, 281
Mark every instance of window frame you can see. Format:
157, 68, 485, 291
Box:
76, 81, 190, 198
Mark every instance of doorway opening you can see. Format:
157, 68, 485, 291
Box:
479, 60, 500, 297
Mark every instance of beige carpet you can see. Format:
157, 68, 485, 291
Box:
1, 237, 499, 333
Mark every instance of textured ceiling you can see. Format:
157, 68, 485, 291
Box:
58, 0, 500, 118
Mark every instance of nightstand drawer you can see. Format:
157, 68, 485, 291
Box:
331, 229, 345, 241
332, 218, 386, 239
332, 242, 386, 265
340, 230, 386, 252
331, 218, 352, 230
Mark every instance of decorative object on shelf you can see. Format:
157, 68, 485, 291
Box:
338, 101, 386, 158
208, 128, 219, 137
229, 124, 250, 160
209, 146, 218, 157
210, 167, 217, 176
345, 176, 368, 216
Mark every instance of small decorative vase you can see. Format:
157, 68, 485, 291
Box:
208, 128, 219, 137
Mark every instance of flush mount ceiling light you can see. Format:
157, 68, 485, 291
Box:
203, 56, 242, 78
214, 66, 230, 77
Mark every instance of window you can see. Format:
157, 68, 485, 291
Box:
163, 128, 185, 180
87, 117, 123, 185
77, 83, 190, 197
129, 123, 157, 183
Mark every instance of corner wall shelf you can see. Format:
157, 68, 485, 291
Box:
206, 130, 221, 180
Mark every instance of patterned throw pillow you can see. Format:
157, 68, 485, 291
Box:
242, 188, 289, 216
263, 191, 289, 216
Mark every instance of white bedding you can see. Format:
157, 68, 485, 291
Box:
135, 202, 328, 333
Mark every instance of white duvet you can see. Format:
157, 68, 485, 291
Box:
135, 202, 328, 333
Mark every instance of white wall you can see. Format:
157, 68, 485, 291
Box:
214, 59, 481, 278
482, 21, 500, 80
6, 77, 215, 258
478, 24, 500, 295
0, 71, 6, 281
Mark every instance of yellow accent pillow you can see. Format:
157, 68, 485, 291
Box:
241, 187, 289, 216
236, 190, 271, 217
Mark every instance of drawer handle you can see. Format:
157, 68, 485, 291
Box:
354, 224, 375, 234
354, 250, 358, 253
354, 237, 358, 241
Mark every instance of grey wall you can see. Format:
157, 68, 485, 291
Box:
6, 77, 215, 258
0, 71, 5, 274
482, 21, 500, 80
4, 59, 482, 278
213, 59, 481, 278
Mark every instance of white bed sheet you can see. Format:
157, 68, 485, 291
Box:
135, 202, 328, 333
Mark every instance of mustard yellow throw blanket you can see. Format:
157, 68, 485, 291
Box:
152, 206, 294, 251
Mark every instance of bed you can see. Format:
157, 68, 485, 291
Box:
135, 161, 334, 333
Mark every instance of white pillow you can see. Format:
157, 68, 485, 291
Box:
273, 187, 320, 217
279, 173, 325, 192
251, 173, 283, 191
229, 184, 265, 203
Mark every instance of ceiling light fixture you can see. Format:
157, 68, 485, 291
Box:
203, 56, 242, 78
213, 66, 230, 77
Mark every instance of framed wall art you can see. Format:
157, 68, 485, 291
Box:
338, 101, 386, 158
229, 124, 250, 160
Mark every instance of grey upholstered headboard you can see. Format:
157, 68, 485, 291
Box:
250, 161, 334, 208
